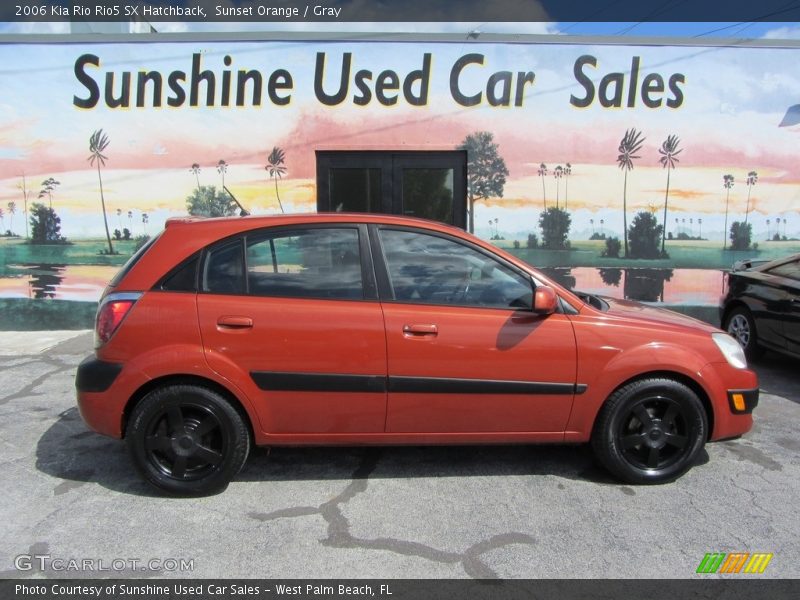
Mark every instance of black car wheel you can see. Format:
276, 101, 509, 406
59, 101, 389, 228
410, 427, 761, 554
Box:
127, 385, 250, 496
724, 306, 763, 360
592, 378, 707, 484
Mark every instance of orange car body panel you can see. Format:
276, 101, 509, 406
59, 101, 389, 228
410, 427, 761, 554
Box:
76, 213, 757, 447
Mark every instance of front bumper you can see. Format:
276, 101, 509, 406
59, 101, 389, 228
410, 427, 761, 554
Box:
700, 362, 758, 441
727, 388, 759, 415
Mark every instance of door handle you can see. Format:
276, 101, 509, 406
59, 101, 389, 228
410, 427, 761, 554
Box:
217, 316, 253, 329
403, 324, 438, 336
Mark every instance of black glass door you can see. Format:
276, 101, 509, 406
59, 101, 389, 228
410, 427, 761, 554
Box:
316, 151, 466, 229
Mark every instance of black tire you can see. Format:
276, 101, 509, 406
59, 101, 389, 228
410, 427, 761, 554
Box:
591, 378, 707, 484
724, 306, 764, 360
126, 385, 250, 496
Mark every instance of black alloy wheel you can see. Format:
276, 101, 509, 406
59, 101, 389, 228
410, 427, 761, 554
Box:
592, 378, 707, 484
127, 385, 250, 495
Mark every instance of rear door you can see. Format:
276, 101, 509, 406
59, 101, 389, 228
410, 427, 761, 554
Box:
197, 224, 387, 434
371, 226, 578, 434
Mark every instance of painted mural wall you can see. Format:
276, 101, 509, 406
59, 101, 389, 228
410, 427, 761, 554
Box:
0, 36, 798, 329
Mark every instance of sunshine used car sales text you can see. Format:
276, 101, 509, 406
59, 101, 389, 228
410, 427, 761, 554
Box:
73, 52, 686, 110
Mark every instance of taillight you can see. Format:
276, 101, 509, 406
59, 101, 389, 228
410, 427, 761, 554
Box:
95, 292, 142, 347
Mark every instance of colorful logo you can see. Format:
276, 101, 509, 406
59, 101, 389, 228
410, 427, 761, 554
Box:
696, 552, 773, 574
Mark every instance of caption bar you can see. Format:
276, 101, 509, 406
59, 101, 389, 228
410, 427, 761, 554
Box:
4, 0, 800, 23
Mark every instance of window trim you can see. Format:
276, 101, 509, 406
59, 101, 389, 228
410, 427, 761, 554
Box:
368, 224, 540, 311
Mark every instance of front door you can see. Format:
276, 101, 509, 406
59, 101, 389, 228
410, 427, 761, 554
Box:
763, 257, 800, 356
371, 226, 578, 434
316, 151, 467, 229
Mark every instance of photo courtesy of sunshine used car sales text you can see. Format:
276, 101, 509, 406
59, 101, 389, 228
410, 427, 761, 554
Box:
13, 582, 393, 597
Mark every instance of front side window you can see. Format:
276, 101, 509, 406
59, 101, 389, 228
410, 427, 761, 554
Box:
246, 228, 363, 300
379, 229, 532, 309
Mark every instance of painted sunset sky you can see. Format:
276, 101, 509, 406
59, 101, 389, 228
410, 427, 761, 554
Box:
0, 38, 798, 241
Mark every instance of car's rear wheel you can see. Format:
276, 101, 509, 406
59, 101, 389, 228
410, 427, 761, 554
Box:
591, 378, 707, 484
127, 384, 250, 496
724, 306, 763, 360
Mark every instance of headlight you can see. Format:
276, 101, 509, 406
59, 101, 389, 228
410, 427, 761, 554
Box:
712, 332, 748, 369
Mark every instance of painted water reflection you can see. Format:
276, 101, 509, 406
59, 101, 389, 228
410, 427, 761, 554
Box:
0, 264, 726, 306
541, 267, 725, 305
0, 264, 117, 301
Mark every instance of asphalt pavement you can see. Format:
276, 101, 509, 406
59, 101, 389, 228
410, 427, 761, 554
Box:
0, 330, 798, 579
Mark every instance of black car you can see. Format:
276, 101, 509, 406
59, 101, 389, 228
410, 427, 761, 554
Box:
720, 252, 800, 360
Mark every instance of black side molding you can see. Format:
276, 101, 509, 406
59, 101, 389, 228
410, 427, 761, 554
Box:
251, 371, 587, 396
75, 356, 123, 393
251, 372, 386, 393
389, 376, 580, 395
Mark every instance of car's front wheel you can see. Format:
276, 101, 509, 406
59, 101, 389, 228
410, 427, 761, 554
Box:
591, 378, 707, 484
126, 384, 250, 495
724, 306, 763, 360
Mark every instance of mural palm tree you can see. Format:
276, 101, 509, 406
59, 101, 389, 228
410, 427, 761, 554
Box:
553, 165, 563, 209
617, 128, 645, 257
142, 212, 149, 235
0, 207, 4, 232
658, 134, 682, 255
127, 210, 133, 235
722, 174, 734, 249
38, 177, 60, 209
217, 159, 228, 189
563, 163, 572, 210
537, 163, 548, 210
190, 163, 201, 190
265, 146, 286, 214
17, 175, 31, 239
744, 170, 757, 225
7, 201, 16, 234
88, 129, 114, 255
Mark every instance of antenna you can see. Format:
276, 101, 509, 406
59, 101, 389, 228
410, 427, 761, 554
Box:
223, 185, 250, 216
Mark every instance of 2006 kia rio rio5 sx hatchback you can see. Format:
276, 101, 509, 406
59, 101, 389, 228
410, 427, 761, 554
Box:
76, 214, 758, 495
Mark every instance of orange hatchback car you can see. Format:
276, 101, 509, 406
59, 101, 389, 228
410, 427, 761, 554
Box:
76, 214, 758, 494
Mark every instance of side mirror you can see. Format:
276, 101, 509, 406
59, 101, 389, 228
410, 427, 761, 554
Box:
532, 285, 557, 315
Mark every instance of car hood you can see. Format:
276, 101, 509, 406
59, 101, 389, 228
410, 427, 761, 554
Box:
600, 296, 719, 334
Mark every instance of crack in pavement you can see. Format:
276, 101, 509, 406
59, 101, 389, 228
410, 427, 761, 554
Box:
0, 358, 74, 406
248, 449, 536, 578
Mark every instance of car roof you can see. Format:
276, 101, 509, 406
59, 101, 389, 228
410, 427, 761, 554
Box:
164, 212, 466, 236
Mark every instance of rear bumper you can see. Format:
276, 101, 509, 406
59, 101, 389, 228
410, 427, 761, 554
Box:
75, 355, 125, 438
75, 356, 122, 393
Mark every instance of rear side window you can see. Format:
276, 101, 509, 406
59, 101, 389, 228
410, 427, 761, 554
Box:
246, 228, 363, 300
201, 228, 364, 300
158, 255, 199, 292
203, 240, 245, 294
109, 232, 162, 287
